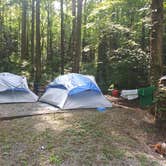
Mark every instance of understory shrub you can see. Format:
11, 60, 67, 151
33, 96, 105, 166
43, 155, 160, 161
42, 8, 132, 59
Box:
109, 46, 150, 89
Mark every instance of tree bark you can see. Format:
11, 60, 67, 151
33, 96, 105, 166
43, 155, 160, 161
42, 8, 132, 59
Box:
34, 0, 41, 92
96, 36, 109, 93
0, 0, 4, 41
141, 21, 146, 51
31, 0, 35, 79
46, 1, 50, 64
150, 0, 163, 86
73, 0, 83, 73
61, 0, 65, 74
71, 0, 77, 72
46, 1, 53, 70
82, 0, 87, 62
21, 0, 27, 60
26, 10, 29, 59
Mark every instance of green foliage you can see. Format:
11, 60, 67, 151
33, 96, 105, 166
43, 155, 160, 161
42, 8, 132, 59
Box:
110, 45, 150, 89
81, 62, 97, 76
91, 0, 151, 91
0, 25, 20, 73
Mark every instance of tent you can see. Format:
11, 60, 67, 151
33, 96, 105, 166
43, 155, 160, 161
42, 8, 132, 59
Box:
39, 73, 112, 109
0, 72, 38, 103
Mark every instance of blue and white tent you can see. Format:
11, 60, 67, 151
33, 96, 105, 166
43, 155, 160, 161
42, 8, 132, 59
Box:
39, 73, 112, 109
0, 73, 38, 103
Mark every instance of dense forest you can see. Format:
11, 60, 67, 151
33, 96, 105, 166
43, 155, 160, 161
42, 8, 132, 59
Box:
0, 0, 166, 92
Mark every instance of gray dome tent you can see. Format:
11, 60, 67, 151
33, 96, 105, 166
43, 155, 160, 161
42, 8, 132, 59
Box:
0, 73, 38, 103
39, 73, 112, 109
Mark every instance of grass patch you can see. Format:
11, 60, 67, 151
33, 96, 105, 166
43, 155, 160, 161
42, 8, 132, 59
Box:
0, 108, 164, 165
103, 145, 125, 160
111, 135, 137, 147
143, 127, 157, 133
151, 161, 160, 166
136, 154, 159, 166
20, 159, 28, 166
49, 154, 62, 165
137, 154, 148, 166
2, 144, 11, 153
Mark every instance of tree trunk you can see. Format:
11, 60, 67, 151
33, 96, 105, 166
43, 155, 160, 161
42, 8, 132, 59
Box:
61, 0, 65, 74
141, 21, 146, 51
34, 0, 41, 93
71, 0, 77, 72
0, 0, 4, 42
26, 10, 29, 59
21, 0, 27, 60
31, 0, 35, 79
96, 36, 109, 93
46, 1, 50, 63
49, 24, 53, 74
73, 0, 83, 73
46, 1, 53, 70
82, 0, 87, 63
150, 0, 163, 86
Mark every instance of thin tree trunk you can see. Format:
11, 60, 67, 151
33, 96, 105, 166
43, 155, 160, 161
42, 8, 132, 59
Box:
141, 21, 146, 51
71, 0, 77, 72
96, 36, 109, 93
50, 23, 53, 73
82, 0, 87, 62
46, 1, 50, 62
45, 1, 53, 73
0, 1, 4, 45
26, 10, 29, 59
21, 0, 27, 60
150, 0, 163, 86
61, 0, 65, 74
31, 0, 35, 79
34, 0, 41, 93
46, 1, 52, 68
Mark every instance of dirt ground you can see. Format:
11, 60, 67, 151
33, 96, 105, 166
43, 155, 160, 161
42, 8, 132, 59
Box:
0, 105, 166, 166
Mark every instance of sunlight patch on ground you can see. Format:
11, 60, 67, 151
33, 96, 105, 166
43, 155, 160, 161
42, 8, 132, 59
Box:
33, 113, 74, 132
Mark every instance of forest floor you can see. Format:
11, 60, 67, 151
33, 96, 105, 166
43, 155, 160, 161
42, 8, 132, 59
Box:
0, 105, 166, 166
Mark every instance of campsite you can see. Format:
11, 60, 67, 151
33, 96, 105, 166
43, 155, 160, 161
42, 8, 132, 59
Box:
0, 0, 166, 165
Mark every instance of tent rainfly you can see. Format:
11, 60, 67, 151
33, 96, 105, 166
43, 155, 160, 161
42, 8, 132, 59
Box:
39, 73, 112, 109
0, 73, 38, 103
